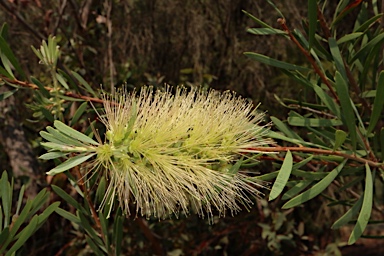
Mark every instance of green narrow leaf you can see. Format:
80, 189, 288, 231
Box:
292, 29, 324, 71
329, 38, 348, 82
348, 164, 373, 244
244, 52, 310, 71
85, 235, 105, 256
70, 101, 88, 126
40, 130, 68, 145
46, 153, 96, 175
266, 130, 329, 149
337, 32, 364, 44
71, 71, 97, 97
0, 205, 2, 232
256, 171, 279, 181
0, 52, 15, 78
292, 155, 314, 170
311, 85, 341, 117
39, 152, 68, 160
37, 202, 60, 224
338, 176, 365, 192
381, 128, 384, 157
0, 172, 11, 228
355, 14, 383, 32
359, 43, 381, 93
28, 189, 50, 219
56, 72, 69, 90
0, 227, 9, 247
51, 185, 82, 210
114, 215, 123, 256
54, 208, 81, 224
247, 28, 285, 35
290, 74, 341, 118
334, 72, 357, 149
46, 126, 86, 147
95, 177, 107, 205
31, 76, 50, 98
0, 89, 17, 101
54, 120, 99, 145
333, 130, 348, 150
56, 94, 85, 102
282, 159, 347, 209
266, 0, 285, 19
0, 36, 26, 79
242, 10, 275, 29
308, 0, 317, 50
269, 150, 293, 201
317, 38, 335, 61
78, 212, 105, 250
0, 23, 8, 38
57, 69, 79, 91
5, 216, 38, 256
332, 196, 364, 229
40, 142, 72, 151
292, 170, 327, 180
34, 202, 61, 232
98, 212, 109, 248
31, 45, 43, 63
332, 0, 359, 26
39, 107, 54, 123
228, 157, 243, 175
282, 180, 313, 200
16, 185, 25, 216
367, 71, 384, 134
288, 116, 343, 127
270, 116, 303, 140
350, 33, 384, 64
5, 201, 33, 247
0, 65, 13, 78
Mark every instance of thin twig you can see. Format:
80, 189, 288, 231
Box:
277, 18, 339, 103
287, 104, 338, 118
317, 6, 331, 39
278, 13, 377, 163
317, 6, 370, 114
251, 146, 383, 170
356, 127, 377, 162
74, 166, 106, 243
0, 75, 104, 104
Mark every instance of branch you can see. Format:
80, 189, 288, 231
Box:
74, 166, 107, 246
317, 7, 371, 114
277, 18, 340, 103
251, 146, 383, 170
0, 75, 104, 104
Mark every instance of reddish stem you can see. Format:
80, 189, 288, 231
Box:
249, 146, 383, 170
0, 75, 104, 104
277, 18, 339, 103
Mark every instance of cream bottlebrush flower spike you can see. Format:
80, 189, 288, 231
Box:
40, 85, 271, 220
94, 86, 271, 220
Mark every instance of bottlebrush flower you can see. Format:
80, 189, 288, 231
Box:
41, 85, 271, 221
94, 86, 271, 220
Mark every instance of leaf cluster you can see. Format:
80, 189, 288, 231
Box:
245, 0, 384, 245
0, 171, 58, 255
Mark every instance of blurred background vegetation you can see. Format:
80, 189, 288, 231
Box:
0, 0, 383, 255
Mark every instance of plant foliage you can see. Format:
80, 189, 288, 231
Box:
245, 0, 384, 245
